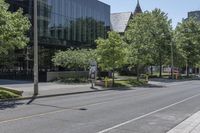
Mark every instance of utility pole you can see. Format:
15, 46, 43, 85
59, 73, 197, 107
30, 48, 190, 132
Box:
34, 0, 38, 95
171, 41, 174, 79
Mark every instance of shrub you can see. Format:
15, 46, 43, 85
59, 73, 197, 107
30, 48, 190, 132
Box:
0, 90, 20, 99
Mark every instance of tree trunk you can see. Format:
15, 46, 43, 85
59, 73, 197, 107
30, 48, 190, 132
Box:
159, 63, 162, 78
186, 60, 189, 77
159, 53, 162, 78
112, 69, 115, 86
185, 63, 187, 75
187, 66, 189, 77
150, 66, 153, 76
137, 64, 140, 81
199, 67, 200, 75
195, 67, 197, 75
171, 66, 173, 79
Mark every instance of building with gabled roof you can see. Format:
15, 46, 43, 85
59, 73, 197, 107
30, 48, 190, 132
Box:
110, 0, 142, 34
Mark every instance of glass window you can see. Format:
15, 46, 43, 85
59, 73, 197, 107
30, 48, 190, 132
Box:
7, 0, 110, 47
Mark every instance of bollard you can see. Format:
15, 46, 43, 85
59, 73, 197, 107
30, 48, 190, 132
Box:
176, 73, 178, 80
105, 77, 108, 88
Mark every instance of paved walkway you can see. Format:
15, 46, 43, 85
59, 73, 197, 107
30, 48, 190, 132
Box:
0, 79, 199, 98
0, 80, 104, 98
149, 78, 200, 87
167, 111, 200, 133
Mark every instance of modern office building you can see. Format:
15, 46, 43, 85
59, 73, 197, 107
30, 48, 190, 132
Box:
1, 0, 110, 81
6, 0, 110, 48
111, 0, 142, 34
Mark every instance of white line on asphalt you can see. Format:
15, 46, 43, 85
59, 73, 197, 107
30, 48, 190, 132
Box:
1, 87, 200, 126
97, 92, 200, 133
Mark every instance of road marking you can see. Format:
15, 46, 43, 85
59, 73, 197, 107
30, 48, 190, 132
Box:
97, 92, 200, 133
0, 85, 200, 126
0, 93, 139, 125
0, 108, 70, 125
0, 89, 154, 125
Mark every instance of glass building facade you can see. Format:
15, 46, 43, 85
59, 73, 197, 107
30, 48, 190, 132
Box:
6, 0, 110, 48
1, 0, 110, 81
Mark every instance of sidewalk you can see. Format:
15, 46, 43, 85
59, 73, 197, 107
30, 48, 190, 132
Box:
0, 79, 198, 100
0, 80, 105, 99
167, 111, 200, 133
149, 78, 200, 87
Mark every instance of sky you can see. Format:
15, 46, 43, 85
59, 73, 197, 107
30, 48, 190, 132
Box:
98, 0, 200, 28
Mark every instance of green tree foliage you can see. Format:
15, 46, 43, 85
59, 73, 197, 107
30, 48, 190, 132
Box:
150, 9, 172, 77
125, 9, 172, 79
0, 0, 31, 54
52, 49, 96, 70
125, 11, 154, 80
96, 31, 127, 84
175, 18, 200, 76
38, 48, 56, 71
0, 50, 17, 70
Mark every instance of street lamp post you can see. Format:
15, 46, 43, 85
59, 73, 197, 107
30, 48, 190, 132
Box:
34, 0, 38, 95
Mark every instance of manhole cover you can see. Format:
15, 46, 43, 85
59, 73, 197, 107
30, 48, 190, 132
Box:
78, 108, 87, 111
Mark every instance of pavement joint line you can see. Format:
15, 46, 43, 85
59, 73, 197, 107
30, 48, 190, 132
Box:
97, 92, 200, 133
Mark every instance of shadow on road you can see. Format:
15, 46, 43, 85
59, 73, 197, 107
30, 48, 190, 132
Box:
26, 96, 37, 105
109, 87, 134, 91
0, 101, 24, 110
150, 78, 179, 83
143, 84, 165, 88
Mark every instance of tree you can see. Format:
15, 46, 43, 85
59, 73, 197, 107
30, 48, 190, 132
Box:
125, 11, 154, 80
125, 9, 172, 79
0, 0, 31, 54
52, 49, 96, 71
150, 9, 173, 77
0, 50, 17, 70
175, 18, 200, 76
96, 31, 126, 85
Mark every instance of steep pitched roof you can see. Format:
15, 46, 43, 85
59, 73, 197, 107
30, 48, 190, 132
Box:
110, 12, 132, 33
110, 0, 143, 33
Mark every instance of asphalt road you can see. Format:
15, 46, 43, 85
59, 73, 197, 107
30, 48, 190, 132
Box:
0, 80, 200, 133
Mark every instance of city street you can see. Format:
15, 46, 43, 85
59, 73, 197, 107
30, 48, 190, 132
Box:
0, 80, 200, 133
1, 0, 200, 133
